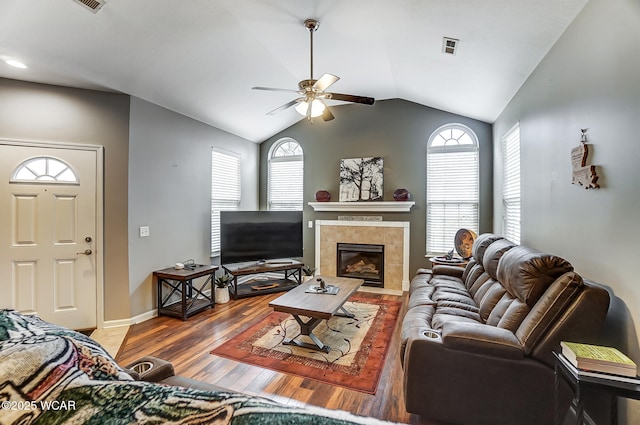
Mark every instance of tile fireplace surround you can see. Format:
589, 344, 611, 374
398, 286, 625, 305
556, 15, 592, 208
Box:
315, 220, 410, 293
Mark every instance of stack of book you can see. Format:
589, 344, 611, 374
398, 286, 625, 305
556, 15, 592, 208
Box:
559, 341, 640, 384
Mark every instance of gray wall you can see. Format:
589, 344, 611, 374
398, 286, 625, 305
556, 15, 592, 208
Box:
0, 77, 131, 322
493, 0, 640, 423
260, 99, 493, 274
128, 98, 259, 318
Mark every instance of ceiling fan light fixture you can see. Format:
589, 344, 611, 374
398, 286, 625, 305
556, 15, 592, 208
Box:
253, 17, 374, 121
295, 98, 325, 117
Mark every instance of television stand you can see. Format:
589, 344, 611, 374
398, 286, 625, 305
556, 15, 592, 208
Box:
222, 258, 304, 299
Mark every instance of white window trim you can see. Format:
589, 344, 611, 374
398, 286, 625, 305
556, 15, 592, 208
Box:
426, 123, 480, 255
10, 156, 79, 185
268, 138, 304, 211
501, 123, 521, 244
211, 148, 241, 256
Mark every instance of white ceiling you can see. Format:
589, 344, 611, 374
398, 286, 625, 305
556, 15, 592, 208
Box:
0, 0, 587, 143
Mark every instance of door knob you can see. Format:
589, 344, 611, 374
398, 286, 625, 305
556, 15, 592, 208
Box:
77, 249, 93, 256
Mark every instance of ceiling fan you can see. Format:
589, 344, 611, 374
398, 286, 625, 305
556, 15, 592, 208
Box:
252, 18, 375, 122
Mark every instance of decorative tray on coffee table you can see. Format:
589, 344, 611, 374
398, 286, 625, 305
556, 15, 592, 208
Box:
305, 285, 340, 295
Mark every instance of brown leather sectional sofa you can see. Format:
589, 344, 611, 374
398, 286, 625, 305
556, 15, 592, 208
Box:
400, 233, 610, 425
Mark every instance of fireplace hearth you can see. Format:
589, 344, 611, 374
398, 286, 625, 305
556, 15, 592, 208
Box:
337, 243, 384, 288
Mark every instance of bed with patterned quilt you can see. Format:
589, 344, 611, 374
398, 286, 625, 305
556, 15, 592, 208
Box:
0, 309, 397, 424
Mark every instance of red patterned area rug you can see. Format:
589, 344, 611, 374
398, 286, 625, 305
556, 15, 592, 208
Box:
210, 295, 401, 394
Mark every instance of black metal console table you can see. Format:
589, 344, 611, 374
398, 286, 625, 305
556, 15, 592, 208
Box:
154, 264, 218, 320
222, 259, 303, 299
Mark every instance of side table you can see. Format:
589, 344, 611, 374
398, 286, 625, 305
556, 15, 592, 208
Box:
427, 256, 469, 268
553, 351, 640, 425
154, 264, 218, 321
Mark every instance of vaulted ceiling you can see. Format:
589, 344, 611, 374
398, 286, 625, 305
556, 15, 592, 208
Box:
0, 0, 587, 142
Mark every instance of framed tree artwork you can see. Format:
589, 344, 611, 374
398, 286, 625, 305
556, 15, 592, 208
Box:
339, 157, 384, 201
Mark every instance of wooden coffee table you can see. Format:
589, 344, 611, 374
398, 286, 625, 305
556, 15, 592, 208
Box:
268, 276, 364, 353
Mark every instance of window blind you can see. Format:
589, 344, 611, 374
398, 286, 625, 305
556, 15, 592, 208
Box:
502, 123, 521, 244
211, 149, 241, 255
268, 139, 304, 211
426, 148, 479, 254
269, 158, 304, 211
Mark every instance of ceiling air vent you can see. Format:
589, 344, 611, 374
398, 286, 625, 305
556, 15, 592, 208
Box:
71, 0, 107, 13
442, 37, 459, 55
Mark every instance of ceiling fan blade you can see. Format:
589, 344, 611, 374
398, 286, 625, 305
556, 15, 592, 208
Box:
313, 73, 339, 92
325, 92, 375, 105
321, 104, 334, 121
267, 98, 302, 115
253, 86, 301, 94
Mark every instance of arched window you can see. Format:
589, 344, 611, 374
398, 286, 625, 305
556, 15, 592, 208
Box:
10, 156, 78, 184
426, 124, 479, 254
268, 138, 304, 211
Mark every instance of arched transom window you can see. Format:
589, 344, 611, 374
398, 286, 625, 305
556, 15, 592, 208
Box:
10, 156, 78, 184
426, 124, 479, 254
268, 138, 304, 211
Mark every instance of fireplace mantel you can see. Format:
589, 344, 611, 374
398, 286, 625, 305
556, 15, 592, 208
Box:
308, 201, 415, 212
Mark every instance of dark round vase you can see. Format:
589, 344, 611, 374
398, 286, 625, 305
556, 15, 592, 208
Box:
315, 190, 331, 202
393, 188, 411, 201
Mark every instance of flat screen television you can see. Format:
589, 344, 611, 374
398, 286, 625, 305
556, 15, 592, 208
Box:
220, 211, 303, 265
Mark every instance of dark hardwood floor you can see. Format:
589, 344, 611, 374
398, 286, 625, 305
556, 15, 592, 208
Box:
116, 289, 417, 424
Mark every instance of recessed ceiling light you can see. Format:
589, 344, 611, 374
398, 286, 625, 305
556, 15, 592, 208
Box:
6, 59, 27, 69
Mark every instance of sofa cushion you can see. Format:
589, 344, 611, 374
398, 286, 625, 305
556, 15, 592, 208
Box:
481, 238, 516, 280
461, 258, 478, 283
498, 246, 574, 307
407, 287, 437, 309
516, 271, 583, 353
485, 294, 530, 332
441, 321, 524, 359
432, 290, 475, 305
467, 272, 492, 297
477, 281, 508, 322
409, 272, 432, 295
471, 233, 504, 263
463, 264, 486, 291
436, 300, 480, 313
431, 309, 482, 329
431, 280, 467, 293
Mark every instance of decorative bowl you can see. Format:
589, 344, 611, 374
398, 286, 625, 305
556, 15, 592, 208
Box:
393, 188, 411, 201
315, 190, 331, 202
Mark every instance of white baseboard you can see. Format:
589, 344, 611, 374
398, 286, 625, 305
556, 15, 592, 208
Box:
130, 309, 157, 325
402, 279, 410, 292
102, 309, 157, 329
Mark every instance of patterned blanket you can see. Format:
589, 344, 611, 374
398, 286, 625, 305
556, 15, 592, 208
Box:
0, 310, 397, 424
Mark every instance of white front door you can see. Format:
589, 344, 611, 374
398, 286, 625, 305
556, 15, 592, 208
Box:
0, 142, 100, 330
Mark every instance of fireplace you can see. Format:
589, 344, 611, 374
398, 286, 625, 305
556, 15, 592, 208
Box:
337, 243, 384, 288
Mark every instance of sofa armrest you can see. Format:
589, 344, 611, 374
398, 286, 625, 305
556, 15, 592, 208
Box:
123, 356, 175, 382
432, 264, 464, 279
441, 322, 524, 360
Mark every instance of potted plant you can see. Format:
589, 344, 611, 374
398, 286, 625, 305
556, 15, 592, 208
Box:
214, 273, 232, 304
302, 265, 316, 282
